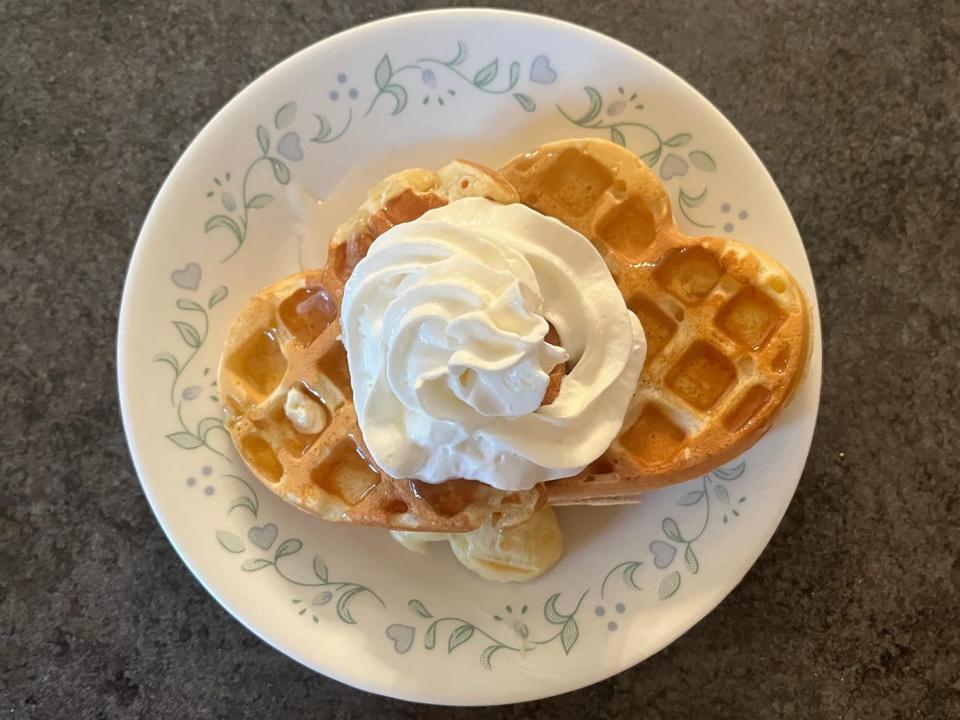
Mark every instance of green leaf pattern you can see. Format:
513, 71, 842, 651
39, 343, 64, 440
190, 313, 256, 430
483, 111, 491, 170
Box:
677, 490, 704, 506
207, 286, 228, 309
662, 517, 683, 542
275, 538, 302, 560
337, 587, 365, 624
604, 465, 749, 603
172, 320, 201, 348
621, 561, 643, 591
409, 589, 588, 670
480, 644, 502, 671
512, 92, 536, 112
242, 558, 272, 572
245, 194, 273, 210
256, 125, 270, 154
688, 150, 717, 172
270, 158, 290, 185
374, 55, 393, 89
313, 555, 328, 582
408, 599, 432, 618
448, 623, 475, 652
311, 110, 352, 144
176, 299, 204, 312
560, 618, 578, 655
204, 215, 243, 245
153, 351, 179, 376
473, 59, 498, 87
575, 86, 603, 124
166, 432, 203, 450
664, 133, 692, 147
274, 101, 297, 130
216, 530, 246, 553
659, 571, 681, 600
228, 496, 256, 516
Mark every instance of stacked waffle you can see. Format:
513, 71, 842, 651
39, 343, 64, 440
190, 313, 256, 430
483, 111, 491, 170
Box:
218, 138, 811, 580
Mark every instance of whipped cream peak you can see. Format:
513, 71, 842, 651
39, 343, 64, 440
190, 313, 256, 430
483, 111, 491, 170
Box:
340, 197, 646, 491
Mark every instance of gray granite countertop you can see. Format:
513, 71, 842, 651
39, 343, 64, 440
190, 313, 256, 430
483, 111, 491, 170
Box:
2, 1, 958, 717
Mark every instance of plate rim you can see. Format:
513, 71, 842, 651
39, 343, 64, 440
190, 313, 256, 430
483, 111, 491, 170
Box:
117, 7, 823, 705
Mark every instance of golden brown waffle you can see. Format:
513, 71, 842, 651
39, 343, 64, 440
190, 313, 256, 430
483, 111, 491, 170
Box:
500, 138, 812, 504
218, 161, 546, 532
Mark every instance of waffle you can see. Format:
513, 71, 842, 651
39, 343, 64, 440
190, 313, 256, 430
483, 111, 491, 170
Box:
218, 161, 547, 532
499, 138, 812, 504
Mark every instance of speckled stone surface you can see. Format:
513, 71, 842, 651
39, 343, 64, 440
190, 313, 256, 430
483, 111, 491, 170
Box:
2, 1, 958, 717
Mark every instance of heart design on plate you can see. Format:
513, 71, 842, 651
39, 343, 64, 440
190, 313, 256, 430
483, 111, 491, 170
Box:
659, 153, 689, 180
277, 132, 304, 161
650, 540, 677, 569
386, 624, 415, 654
529, 55, 557, 84
248, 523, 278, 550
171, 262, 201, 291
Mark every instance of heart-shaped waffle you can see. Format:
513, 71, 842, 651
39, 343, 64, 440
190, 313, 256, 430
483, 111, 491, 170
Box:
499, 138, 812, 504
218, 161, 547, 532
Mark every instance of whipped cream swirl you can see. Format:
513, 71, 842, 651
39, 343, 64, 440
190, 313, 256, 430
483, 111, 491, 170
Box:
340, 197, 646, 491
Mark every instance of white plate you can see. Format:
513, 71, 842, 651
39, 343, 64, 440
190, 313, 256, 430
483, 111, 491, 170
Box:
118, 9, 821, 705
